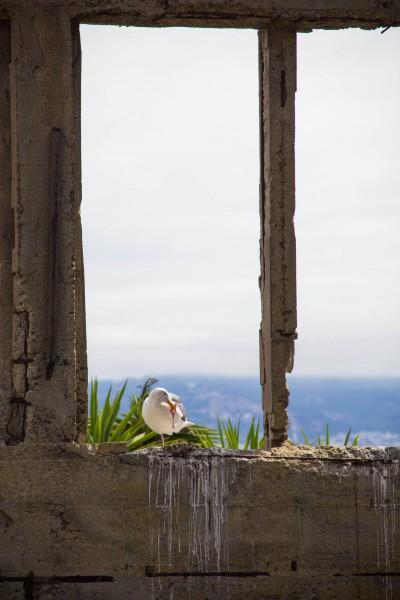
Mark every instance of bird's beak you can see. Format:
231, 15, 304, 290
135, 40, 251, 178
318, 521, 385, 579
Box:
167, 398, 177, 415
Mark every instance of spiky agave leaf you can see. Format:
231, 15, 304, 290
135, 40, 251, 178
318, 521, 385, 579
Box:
325, 423, 330, 446
300, 428, 312, 446
343, 427, 352, 446
298, 424, 360, 447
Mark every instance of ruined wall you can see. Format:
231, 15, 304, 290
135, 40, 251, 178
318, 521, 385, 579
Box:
0, 444, 399, 599
0, 3, 400, 600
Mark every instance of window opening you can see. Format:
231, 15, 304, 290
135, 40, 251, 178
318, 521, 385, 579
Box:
81, 26, 262, 437
289, 28, 400, 446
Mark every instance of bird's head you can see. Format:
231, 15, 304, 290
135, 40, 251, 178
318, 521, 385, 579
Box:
150, 387, 177, 416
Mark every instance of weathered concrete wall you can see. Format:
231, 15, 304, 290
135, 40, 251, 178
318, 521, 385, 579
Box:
0, 444, 399, 599
0, 4, 399, 600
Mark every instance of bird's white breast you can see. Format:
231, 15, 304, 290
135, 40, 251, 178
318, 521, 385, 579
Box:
142, 398, 174, 435
142, 397, 190, 435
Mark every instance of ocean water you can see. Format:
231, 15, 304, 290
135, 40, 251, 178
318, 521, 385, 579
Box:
94, 375, 400, 446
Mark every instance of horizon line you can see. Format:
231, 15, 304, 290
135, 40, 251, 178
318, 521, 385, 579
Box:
89, 373, 400, 381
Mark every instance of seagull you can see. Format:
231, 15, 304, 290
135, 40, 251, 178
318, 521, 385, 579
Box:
142, 387, 193, 446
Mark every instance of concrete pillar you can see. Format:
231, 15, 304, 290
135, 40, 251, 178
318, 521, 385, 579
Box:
0, 11, 87, 443
72, 22, 88, 443
0, 21, 12, 441
259, 28, 297, 448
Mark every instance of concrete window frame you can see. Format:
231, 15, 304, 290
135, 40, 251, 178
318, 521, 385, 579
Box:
0, 2, 399, 449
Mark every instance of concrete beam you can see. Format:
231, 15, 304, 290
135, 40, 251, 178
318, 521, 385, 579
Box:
1, 1, 400, 29
259, 28, 297, 448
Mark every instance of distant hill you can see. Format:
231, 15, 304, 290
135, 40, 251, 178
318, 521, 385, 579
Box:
94, 375, 400, 446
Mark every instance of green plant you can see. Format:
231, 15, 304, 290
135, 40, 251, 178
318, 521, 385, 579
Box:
299, 423, 360, 447
216, 417, 265, 450
88, 379, 128, 443
87, 378, 217, 450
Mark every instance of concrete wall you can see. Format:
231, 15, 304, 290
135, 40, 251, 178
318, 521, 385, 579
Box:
0, 444, 399, 599
0, 3, 399, 600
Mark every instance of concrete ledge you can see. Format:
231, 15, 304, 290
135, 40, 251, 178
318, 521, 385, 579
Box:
0, 443, 399, 598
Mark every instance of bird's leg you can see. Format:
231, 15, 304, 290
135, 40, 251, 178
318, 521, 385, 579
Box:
162, 434, 167, 457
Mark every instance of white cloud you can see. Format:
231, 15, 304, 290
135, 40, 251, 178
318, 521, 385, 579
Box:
81, 26, 400, 378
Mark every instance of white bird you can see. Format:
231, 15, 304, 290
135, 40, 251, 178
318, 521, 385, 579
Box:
142, 387, 193, 446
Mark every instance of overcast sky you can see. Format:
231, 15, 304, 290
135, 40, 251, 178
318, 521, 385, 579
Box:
81, 25, 400, 379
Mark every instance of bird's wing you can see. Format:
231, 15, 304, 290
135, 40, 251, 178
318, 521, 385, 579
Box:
170, 393, 188, 422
